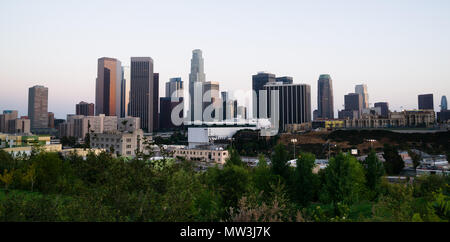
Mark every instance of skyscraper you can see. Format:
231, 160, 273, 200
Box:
166, 77, 183, 98
441, 95, 448, 111
153, 73, 160, 132
202, 81, 220, 121
374, 102, 389, 118
355, 84, 369, 109
264, 82, 311, 132
344, 93, 363, 118
129, 57, 155, 133
95, 57, 123, 116
418, 94, 434, 110
28, 85, 49, 130
48, 112, 55, 129
76, 101, 95, 116
0, 110, 18, 133
122, 66, 131, 116
275, 76, 293, 85
317, 74, 334, 119
189, 49, 206, 122
252, 72, 276, 119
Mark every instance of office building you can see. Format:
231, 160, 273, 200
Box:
252, 72, 276, 119
95, 57, 123, 116
28, 85, 49, 130
90, 129, 144, 157
264, 82, 311, 132
189, 49, 206, 122
374, 102, 390, 118
344, 93, 363, 118
355, 84, 369, 109
275, 76, 293, 85
441, 96, 448, 111
159, 97, 184, 130
418, 94, 434, 110
237, 106, 247, 119
129, 57, 155, 133
202, 81, 220, 121
76, 101, 95, 116
153, 73, 159, 132
317, 74, 334, 119
48, 112, 54, 129
0, 110, 18, 133
166, 77, 183, 98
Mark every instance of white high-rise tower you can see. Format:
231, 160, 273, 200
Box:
189, 49, 206, 122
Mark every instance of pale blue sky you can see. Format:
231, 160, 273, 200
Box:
1, 0, 449, 118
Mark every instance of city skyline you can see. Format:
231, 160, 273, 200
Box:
1, 1, 450, 119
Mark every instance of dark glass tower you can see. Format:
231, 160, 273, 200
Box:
418, 94, 434, 110
317, 74, 334, 119
252, 72, 276, 118
130, 57, 154, 132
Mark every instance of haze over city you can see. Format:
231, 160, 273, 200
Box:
1, 0, 450, 118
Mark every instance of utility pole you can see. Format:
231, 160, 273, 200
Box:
291, 138, 298, 160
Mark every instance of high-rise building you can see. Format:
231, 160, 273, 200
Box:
237, 106, 247, 119
76, 101, 95, 116
122, 66, 131, 116
264, 82, 311, 132
129, 57, 155, 133
0, 110, 18, 133
418, 94, 434, 110
28, 85, 49, 130
189, 49, 206, 122
374, 102, 390, 118
355, 84, 369, 109
48, 112, 55, 129
202, 81, 220, 121
159, 97, 184, 130
166, 77, 183, 98
317, 74, 334, 119
343, 93, 363, 119
441, 96, 448, 111
95, 57, 123, 116
275, 76, 293, 85
252, 72, 276, 119
153, 73, 159, 132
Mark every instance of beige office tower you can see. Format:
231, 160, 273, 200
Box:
0, 110, 18, 133
28, 85, 49, 130
129, 57, 155, 133
202, 81, 220, 121
355, 84, 369, 109
96, 57, 123, 117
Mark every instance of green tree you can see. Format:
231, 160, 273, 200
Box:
383, 145, 404, 175
408, 150, 422, 171
271, 143, 290, 181
0, 169, 14, 190
225, 148, 244, 167
321, 153, 366, 215
293, 152, 318, 206
363, 151, 384, 199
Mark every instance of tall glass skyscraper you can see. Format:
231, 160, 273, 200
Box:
166, 77, 183, 98
252, 72, 276, 119
317, 74, 334, 119
129, 57, 155, 132
95, 57, 123, 117
418, 94, 434, 110
441, 95, 448, 111
355, 84, 369, 109
189, 49, 206, 122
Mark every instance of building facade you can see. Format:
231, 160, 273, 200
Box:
252, 72, 276, 119
95, 57, 123, 116
90, 129, 144, 157
129, 57, 155, 133
317, 74, 334, 119
264, 82, 311, 132
166, 77, 183, 98
355, 84, 369, 109
28, 85, 49, 130
159, 97, 184, 130
374, 102, 389, 118
76, 101, 95, 116
418, 94, 434, 110
189, 49, 206, 122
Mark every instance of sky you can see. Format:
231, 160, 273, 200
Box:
0, 0, 449, 119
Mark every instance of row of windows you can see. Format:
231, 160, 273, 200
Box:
175, 150, 227, 156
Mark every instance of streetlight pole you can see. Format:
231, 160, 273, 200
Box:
291, 138, 297, 159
